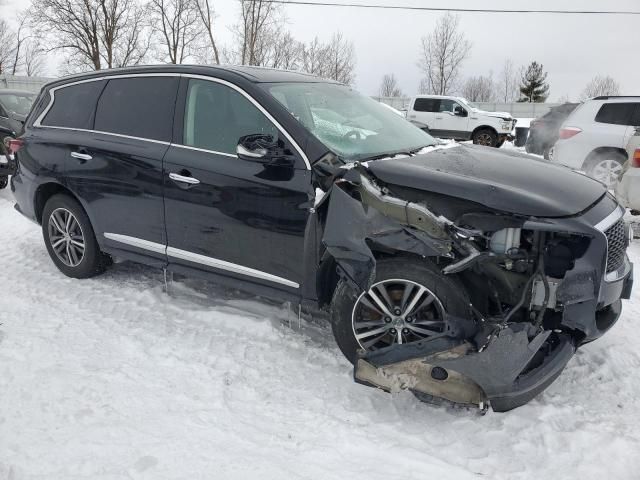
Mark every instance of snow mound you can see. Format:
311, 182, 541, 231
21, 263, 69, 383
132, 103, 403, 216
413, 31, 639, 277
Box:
1, 187, 639, 479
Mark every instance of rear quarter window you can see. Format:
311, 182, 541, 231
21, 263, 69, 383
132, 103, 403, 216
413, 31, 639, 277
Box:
594, 102, 638, 126
94, 77, 179, 142
41, 80, 106, 129
413, 98, 439, 112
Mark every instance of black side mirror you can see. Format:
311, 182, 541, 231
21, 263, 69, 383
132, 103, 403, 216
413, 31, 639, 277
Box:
237, 134, 276, 162
454, 106, 467, 117
237, 134, 295, 167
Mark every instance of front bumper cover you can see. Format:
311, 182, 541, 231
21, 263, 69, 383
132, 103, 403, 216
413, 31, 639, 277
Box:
355, 325, 576, 412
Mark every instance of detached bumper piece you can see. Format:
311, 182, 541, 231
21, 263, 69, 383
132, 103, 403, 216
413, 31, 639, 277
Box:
354, 325, 575, 412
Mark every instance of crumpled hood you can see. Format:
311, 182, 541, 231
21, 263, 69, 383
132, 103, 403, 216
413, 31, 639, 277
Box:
366, 144, 607, 218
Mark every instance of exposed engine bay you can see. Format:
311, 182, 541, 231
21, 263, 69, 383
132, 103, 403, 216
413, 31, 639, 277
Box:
313, 145, 634, 412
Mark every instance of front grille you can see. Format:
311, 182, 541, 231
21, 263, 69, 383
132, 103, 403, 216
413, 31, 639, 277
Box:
604, 219, 628, 274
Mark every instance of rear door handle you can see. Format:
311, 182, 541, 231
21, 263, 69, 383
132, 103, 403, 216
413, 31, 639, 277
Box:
169, 172, 200, 185
435, 116, 443, 120
71, 151, 92, 161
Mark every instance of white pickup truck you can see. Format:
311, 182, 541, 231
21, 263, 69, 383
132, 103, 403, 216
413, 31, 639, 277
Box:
406, 95, 516, 147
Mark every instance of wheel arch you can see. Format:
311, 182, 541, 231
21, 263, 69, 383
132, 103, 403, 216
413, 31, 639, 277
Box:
316, 249, 444, 308
471, 125, 498, 138
34, 182, 79, 225
583, 146, 628, 169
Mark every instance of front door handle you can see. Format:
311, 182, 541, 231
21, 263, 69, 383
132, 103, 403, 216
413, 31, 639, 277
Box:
71, 151, 92, 161
435, 116, 443, 120
169, 172, 200, 185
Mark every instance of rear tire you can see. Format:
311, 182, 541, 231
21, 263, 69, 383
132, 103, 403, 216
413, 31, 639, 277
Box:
42, 194, 109, 278
472, 128, 498, 147
330, 257, 471, 364
584, 151, 626, 189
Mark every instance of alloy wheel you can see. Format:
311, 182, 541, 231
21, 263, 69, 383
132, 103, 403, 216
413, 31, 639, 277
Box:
48, 207, 86, 267
476, 133, 493, 146
591, 159, 623, 189
351, 279, 446, 351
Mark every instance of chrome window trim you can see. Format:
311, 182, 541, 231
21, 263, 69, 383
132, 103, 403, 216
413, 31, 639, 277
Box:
32, 72, 311, 169
172, 143, 237, 159
104, 233, 299, 289
32, 125, 171, 146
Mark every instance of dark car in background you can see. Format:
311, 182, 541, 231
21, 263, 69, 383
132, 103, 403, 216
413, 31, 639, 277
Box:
7, 65, 633, 412
526, 103, 579, 158
1, 89, 35, 189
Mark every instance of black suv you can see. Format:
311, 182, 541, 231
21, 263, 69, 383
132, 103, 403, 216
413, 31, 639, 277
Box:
10, 65, 634, 411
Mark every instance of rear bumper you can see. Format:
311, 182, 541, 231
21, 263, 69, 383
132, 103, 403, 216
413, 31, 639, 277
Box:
549, 139, 589, 169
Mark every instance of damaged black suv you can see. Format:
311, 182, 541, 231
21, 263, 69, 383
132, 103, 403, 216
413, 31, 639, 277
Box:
10, 66, 634, 412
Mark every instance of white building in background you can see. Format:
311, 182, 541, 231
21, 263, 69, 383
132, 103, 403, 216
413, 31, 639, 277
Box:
0, 75, 53, 93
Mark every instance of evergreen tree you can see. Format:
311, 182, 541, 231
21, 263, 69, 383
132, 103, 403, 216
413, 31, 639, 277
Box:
518, 61, 550, 102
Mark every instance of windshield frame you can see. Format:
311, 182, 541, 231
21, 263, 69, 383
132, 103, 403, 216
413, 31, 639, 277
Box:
262, 82, 437, 163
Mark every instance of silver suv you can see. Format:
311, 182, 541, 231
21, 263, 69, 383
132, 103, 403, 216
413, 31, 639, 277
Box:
551, 96, 640, 188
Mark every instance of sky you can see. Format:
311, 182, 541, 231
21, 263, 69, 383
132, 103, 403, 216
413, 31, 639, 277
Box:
1, 0, 639, 101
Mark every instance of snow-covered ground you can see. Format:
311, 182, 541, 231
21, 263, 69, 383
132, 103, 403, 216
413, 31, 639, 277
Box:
1, 185, 639, 480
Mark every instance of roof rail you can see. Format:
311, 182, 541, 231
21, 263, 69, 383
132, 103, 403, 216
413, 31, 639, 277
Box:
593, 96, 640, 100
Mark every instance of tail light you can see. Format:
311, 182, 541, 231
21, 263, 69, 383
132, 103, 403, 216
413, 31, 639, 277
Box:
632, 149, 640, 168
7, 138, 24, 154
559, 127, 582, 140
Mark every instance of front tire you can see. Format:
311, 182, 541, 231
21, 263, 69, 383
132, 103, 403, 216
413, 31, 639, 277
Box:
42, 194, 109, 278
472, 128, 498, 147
330, 257, 471, 363
0, 176, 7, 190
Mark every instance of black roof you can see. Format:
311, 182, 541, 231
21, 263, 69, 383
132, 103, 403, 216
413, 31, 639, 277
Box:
43, 64, 337, 90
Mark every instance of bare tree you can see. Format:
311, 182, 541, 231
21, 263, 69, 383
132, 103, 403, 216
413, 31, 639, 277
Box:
268, 31, 302, 70
379, 73, 402, 97
193, 0, 220, 64
30, 0, 149, 71
462, 74, 495, 102
323, 32, 355, 84
9, 13, 29, 75
23, 41, 46, 76
580, 75, 621, 100
417, 77, 430, 94
301, 37, 328, 76
497, 59, 518, 102
0, 19, 17, 74
417, 13, 471, 95
148, 0, 202, 64
233, 0, 282, 66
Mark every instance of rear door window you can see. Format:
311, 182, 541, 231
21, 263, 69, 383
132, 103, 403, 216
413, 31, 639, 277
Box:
594, 103, 638, 126
41, 81, 105, 129
629, 104, 640, 127
413, 98, 439, 112
183, 79, 278, 155
94, 77, 179, 142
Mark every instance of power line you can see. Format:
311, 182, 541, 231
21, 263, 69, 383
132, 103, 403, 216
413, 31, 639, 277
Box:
264, 0, 640, 15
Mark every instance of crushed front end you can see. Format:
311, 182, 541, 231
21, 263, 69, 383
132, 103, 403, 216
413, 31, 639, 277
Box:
316, 152, 634, 412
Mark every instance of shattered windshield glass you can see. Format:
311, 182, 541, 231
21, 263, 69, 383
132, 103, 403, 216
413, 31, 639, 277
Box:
265, 82, 436, 161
